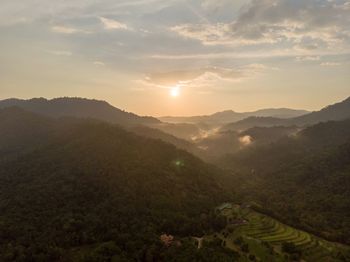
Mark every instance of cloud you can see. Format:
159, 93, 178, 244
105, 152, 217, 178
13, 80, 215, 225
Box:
146, 48, 350, 60
169, 23, 235, 45
99, 17, 129, 30
201, 0, 240, 10
141, 67, 243, 88
295, 56, 320, 62
0, 17, 29, 27
46, 50, 72, 56
93, 61, 105, 66
171, 0, 350, 51
239, 135, 252, 146
51, 26, 89, 34
320, 62, 341, 66
139, 64, 272, 90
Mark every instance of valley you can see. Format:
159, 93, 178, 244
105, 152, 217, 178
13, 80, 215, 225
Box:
2, 0, 349, 260
0, 96, 349, 261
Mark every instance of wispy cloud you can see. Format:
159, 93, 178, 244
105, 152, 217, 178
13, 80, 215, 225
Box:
51, 26, 89, 34
99, 17, 129, 30
295, 56, 320, 62
46, 50, 72, 56
138, 64, 274, 91
93, 61, 105, 66
320, 62, 341, 66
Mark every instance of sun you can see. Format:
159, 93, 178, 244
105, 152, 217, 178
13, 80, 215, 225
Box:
170, 86, 180, 97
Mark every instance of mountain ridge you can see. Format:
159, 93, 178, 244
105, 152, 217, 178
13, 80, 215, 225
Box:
0, 97, 160, 126
223, 96, 350, 131
159, 108, 309, 125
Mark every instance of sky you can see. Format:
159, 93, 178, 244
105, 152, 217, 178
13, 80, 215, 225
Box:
0, 0, 349, 116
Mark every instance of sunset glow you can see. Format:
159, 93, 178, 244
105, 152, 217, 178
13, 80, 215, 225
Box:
0, 0, 349, 116
0, 1, 349, 260
170, 86, 180, 97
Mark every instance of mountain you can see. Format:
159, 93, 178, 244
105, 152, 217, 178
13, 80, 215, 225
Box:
292, 96, 350, 125
221, 119, 350, 172
251, 108, 310, 119
0, 97, 210, 144
222, 117, 288, 131
129, 125, 203, 156
0, 97, 160, 126
194, 131, 241, 160
0, 107, 234, 261
240, 126, 300, 144
159, 108, 309, 125
193, 126, 300, 161
219, 119, 350, 244
223, 96, 350, 131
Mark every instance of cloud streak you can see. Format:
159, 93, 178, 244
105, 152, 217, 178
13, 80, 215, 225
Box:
46, 50, 72, 56
320, 62, 341, 66
99, 17, 129, 30
139, 64, 274, 92
51, 26, 90, 34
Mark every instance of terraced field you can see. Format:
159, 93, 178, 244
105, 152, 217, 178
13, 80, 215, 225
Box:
212, 204, 350, 262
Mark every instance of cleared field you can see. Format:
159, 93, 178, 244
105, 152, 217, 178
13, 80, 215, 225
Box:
215, 204, 350, 262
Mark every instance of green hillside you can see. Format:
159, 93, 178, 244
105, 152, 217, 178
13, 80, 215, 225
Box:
219, 120, 350, 244
207, 204, 350, 262
0, 108, 233, 261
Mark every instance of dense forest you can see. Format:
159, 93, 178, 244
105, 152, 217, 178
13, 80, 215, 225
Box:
219, 120, 350, 244
1, 99, 350, 261
0, 108, 234, 261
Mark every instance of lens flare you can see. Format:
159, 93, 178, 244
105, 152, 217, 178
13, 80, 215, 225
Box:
173, 159, 185, 167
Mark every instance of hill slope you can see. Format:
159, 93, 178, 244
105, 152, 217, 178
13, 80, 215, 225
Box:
0, 108, 233, 261
293, 96, 350, 125
0, 97, 160, 126
0, 98, 205, 149
219, 119, 350, 244
223, 97, 350, 131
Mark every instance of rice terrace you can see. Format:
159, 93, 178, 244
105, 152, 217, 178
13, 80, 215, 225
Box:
200, 203, 350, 261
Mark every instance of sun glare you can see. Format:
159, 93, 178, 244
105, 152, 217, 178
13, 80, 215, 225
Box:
170, 86, 180, 97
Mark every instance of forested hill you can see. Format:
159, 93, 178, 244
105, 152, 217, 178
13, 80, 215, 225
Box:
0, 108, 233, 261
292, 96, 350, 125
223, 96, 350, 131
219, 119, 350, 244
0, 98, 204, 153
0, 97, 160, 126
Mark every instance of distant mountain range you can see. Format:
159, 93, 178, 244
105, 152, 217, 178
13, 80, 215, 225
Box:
223, 96, 350, 131
2, 96, 350, 150
159, 108, 309, 125
0, 97, 160, 126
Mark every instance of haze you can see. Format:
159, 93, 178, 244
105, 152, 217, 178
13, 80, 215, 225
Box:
1, 0, 349, 116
